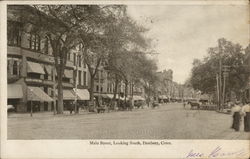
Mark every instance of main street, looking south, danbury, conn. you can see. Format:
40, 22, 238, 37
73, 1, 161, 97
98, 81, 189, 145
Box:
7, 5, 250, 139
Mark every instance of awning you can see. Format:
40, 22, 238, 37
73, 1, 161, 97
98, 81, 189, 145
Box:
64, 69, 73, 78
63, 90, 75, 100
27, 61, 45, 74
44, 65, 52, 75
74, 89, 90, 100
28, 86, 53, 101
94, 93, 109, 99
106, 94, 114, 99
8, 84, 23, 99
133, 95, 145, 101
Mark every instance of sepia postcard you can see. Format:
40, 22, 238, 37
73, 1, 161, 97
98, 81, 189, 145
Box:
0, 0, 249, 158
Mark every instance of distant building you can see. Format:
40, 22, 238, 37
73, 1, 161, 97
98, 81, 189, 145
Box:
156, 69, 173, 97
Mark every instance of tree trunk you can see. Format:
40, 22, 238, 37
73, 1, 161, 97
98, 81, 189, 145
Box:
112, 75, 119, 107
89, 75, 95, 105
124, 80, 128, 103
57, 67, 64, 114
131, 82, 134, 107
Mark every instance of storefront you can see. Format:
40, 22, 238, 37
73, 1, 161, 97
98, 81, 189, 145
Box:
74, 88, 90, 109
27, 86, 53, 112
7, 84, 23, 112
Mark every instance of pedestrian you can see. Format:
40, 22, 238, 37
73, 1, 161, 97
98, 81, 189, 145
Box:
231, 101, 242, 131
242, 101, 250, 132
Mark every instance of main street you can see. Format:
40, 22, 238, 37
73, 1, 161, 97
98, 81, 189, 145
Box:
8, 103, 249, 139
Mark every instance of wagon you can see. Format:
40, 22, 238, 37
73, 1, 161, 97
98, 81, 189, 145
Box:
188, 101, 201, 110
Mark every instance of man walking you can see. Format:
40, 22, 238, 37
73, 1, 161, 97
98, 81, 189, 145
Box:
242, 102, 250, 132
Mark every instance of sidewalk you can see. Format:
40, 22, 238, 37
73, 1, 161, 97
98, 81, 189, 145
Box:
8, 109, 93, 119
7, 105, 151, 119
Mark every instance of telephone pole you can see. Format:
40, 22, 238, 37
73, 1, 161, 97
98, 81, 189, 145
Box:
218, 39, 223, 110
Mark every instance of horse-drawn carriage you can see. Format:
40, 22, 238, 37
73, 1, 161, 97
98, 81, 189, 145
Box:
188, 101, 201, 110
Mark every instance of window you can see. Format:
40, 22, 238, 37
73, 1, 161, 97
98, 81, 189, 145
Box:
28, 33, 41, 51
79, 56, 81, 67
7, 60, 11, 75
83, 61, 87, 68
44, 37, 49, 54
101, 87, 103, 92
7, 59, 20, 76
13, 61, 18, 75
73, 54, 76, 65
67, 53, 70, 60
96, 85, 99, 92
7, 21, 21, 46
83, 71, 87, 86
78, 70, 82, 85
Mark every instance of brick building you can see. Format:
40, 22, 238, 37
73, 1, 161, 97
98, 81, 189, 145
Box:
7, 5, 89, 112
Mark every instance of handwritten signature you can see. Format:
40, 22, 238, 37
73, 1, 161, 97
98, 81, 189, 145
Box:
186, 146, 247, 158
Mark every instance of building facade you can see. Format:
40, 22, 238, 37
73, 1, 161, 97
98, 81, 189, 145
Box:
7, 5, 90, 113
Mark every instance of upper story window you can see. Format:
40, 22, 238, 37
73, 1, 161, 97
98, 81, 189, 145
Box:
44, 36, 49, 54
28, 33, 41, 51
7, 21, 21, 47
67, 53, 71, 60
73, 53, 76, 66
78, 56, 81, 67
7, 58, 20, 76
13, 61, 18, 75
83, 71, 87, 86
83, 60, 87, 68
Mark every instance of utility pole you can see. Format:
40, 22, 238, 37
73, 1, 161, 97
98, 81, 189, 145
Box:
222, 65, 230, 108
218, 39, 223, 110
74, 54, 79, 114
53, 66, 56, 115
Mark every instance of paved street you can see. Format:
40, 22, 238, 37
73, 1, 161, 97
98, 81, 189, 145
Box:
8, 103, 250, 139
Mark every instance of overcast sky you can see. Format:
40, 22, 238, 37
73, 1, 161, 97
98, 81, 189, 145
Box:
127, 5, 249, 84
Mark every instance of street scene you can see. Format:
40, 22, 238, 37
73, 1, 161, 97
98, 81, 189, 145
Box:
8, 103, 250, 139
7, 4, 250, 139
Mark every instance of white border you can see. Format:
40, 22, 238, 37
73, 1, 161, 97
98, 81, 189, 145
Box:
1, 1, 249, 159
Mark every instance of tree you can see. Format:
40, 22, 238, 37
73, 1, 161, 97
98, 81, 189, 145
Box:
190, 38, 247, 101
31, 5, 79, 114
67, 5, 128, 108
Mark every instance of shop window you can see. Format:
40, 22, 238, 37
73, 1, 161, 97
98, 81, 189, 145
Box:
27, 72, 40, 79
62, 77, 70, 83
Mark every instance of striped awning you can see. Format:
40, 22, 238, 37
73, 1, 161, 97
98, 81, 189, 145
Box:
28, 86, 53, 101
27, 61, 45, 74
74, 89, 90, 100
64, 69, 73, 78
44, 65, 52, 75
63, 90, 75, 100
8, 84, 23, 99
133, 95, 145, 101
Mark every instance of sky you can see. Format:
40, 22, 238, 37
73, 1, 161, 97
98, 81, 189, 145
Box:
127, 4, 249, 84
